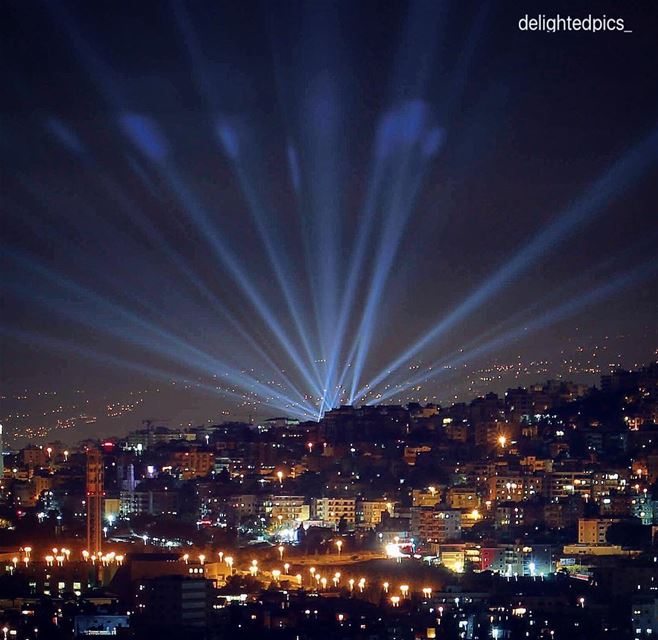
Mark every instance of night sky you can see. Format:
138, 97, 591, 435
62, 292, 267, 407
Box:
1, 0, 657, 441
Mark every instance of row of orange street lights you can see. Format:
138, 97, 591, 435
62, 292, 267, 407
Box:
178, 552, 434, 603
179, 540, 343, 570
81, 550, 124, 565
7, 547, 125, 573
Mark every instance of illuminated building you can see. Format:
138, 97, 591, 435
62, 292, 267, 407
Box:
487, 475, 543, 502
546, 470, 593, 499
170, 448, 215, 479
86, 448, 104, 554
313, 497, 356, 525
412, 507, 462, 543
403, 445, 431, 465
412, 488, 442, 507
495, 503, 524, 528
119, 488, 179, 517
21, 445, 48, 470
578, 517, 621, 544
357, 499, 394, 528
446, 486, 479, 510
266, 495, 310, 525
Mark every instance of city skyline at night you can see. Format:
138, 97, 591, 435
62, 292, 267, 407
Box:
2, 4, 658, 638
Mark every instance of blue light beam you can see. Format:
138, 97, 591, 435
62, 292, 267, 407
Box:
355, 125, 658, 403
372, 258, 658, 404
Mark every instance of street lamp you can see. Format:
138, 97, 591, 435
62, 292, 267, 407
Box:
278, 545, 284, 560
335, 540, 343, 555
400, 584, 409, 598
383, 582, 389, 593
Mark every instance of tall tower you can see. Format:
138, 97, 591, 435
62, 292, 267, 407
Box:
86, 448, 104, 554
0, 423, 4, 480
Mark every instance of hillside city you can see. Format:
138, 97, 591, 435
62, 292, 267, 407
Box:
0, 361, 657, 639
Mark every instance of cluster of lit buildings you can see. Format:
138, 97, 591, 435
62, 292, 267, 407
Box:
0, 362, 656, 638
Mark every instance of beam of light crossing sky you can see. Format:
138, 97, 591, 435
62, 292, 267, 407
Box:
370, 258, 658, 404
3, 248, 317, 418
0, 327, 310, 420
355, 124, 658, 403
373, 231, 658, 397
49, 5, 323, 409
267, 17, 331, 392
37, 116, 316, 412
119, 112, 324, 400
327, 0, 446, 405
331, 0, 448, 407
345, 101, 444, 404
171, 0, 324, 394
